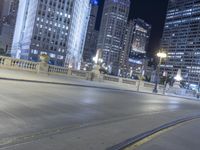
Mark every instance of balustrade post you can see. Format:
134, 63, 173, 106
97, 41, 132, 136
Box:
67, 68, 72, 76
4, 58, 12, 67
37, 62, 49, 74
91, 64, 101, 81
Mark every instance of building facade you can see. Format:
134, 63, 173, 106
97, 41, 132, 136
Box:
0, 0, 19, 55
120, 18, 151, 77
82, 0, 99, 64
161, 0, 200, 86
97, 0, 130, 75
12, 0, 91, 68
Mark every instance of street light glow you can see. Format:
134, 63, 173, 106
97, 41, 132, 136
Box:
174, 69, 183, 81
174, 75, 182, 82
93, 56, 98, 64
157, 52, 167, 58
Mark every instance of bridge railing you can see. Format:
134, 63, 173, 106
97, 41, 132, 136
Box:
0, 56, 168, 94
0, 56, 6, 65
48, 65, 68, 75
0, 56, 38, 72
103, 75, 120, 82
0, 56, 91, 79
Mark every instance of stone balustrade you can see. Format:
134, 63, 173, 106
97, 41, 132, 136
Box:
143, 82, 155, 88
103, 75, 120, 82
0, 56, 168, 94
0, 56, 198, 98
122, 79, 137, 85
0, 56, 38, 72
48, 65, 68, 75
0, 56, 6, 65
71, 70, 90, 79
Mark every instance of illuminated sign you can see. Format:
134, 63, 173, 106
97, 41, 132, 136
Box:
131, 25, 148, 54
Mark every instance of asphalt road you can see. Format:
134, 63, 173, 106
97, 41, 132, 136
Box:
0, 80, 200, 150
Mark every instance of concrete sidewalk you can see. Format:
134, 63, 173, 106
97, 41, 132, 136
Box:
0, 68, 139, 91
0, 68, 198, 101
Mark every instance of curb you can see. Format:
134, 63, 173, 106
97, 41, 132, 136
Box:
107, 114, 200, 150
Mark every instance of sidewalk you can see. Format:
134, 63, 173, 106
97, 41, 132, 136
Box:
0, 68, 138, 91
0, 68, 199, 101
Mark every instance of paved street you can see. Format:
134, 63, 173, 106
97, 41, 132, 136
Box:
0, 79, 200, 150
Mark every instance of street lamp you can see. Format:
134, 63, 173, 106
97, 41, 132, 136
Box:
157, 52, 167, 58
153, 51, 167, 93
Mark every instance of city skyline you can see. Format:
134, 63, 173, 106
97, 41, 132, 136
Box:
1, 0, 200, 87
0, 2, 200, 149
97, 0, 169, 58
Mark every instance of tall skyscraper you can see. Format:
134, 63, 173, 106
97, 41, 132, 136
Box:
161, 0, 200, 86
12, 0, 91, 69
2, 0, 19, 25
120, 18, 151, 76
97, 0, 130, 75
82, 0, 99, 63
0, 0, 4, 19
0, 0, 19, 55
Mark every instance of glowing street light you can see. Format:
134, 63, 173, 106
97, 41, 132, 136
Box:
93, 49, 103, 65
93, 55, 98, 64
157, 52, 167, 58
174, 69, 182, 81
153, 51, 167, 93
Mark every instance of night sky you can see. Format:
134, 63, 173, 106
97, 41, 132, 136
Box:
97, 0, 169, 58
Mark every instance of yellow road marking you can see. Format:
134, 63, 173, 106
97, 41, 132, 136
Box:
124, 121, 192, 150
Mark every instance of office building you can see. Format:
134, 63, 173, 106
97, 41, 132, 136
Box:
120, 18, 151, 76
0, 0, 19, 55
97, 0, 130, 75
82, 0, 99, 64
161, 0, 200, 86
12, 0, 91, 68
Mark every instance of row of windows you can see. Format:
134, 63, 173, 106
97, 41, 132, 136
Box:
40, 0, 73, 11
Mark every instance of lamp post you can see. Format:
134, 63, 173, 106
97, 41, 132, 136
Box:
153, 51, 167, 93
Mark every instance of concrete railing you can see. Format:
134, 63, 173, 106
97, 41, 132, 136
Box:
48, 65, 68, 75
103, 75, 120, 82
0, 56, 38, 72
0, 56, 91, 79
122, 78, 137, 85
71, 70, 90, 79
143, 82, 155, 88
1, 56, 187, 96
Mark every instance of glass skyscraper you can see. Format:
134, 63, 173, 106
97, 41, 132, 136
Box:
82, 0, 99, 64
161, 0, 200, 86
12, 0, 91, 68
97, 0, 130, 75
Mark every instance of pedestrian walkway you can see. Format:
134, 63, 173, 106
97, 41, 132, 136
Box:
0, 68, 198, 101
